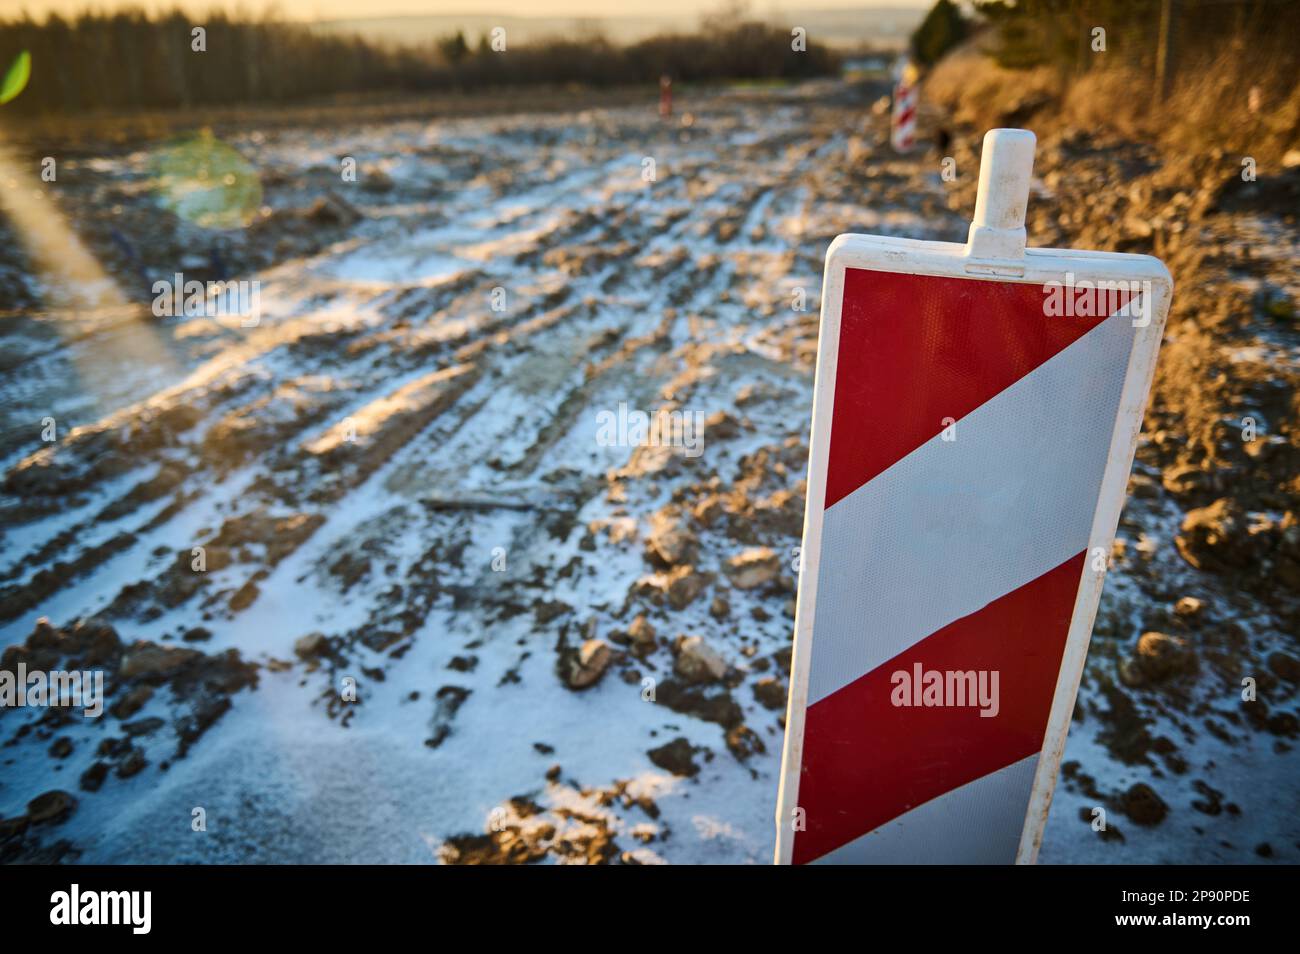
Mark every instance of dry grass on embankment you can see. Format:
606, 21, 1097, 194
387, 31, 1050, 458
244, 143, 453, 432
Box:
922, 33, 1299, 477
925, 38, 1299, 171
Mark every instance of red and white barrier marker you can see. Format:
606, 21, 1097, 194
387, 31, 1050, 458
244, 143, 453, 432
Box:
659, 75, 673, 120
775, 129, 1173, 865
890, 60, 918, 153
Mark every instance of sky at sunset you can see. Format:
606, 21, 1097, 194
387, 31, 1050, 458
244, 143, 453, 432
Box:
11, 0, 930, 23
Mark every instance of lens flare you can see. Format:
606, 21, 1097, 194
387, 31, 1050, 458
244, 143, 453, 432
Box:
0, 50, 30, 105
150, 131, 262, 230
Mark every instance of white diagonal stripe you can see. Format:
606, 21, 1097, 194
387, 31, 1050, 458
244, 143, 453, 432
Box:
807, 314, 1134, 705
812, 755, 1039, 864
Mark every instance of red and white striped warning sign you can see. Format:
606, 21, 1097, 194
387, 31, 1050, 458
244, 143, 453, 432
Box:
890, 60, 918, 154
776, 129, 1173, 864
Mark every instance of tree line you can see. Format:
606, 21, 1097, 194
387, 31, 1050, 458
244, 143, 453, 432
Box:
0, 10, 840, 116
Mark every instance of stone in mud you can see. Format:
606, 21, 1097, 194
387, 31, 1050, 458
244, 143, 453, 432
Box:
190, 649, 260, 695
626, 615, 657, 655
63, 617, 123, 665
122, 717, 165, 737
561, 639, 613, 690
750, 488, 806, 540
533, 599, 573, 624
79, 762, 109, 793
753, 676, 788, 710
1095, 677, 1155, 765
115, 748, 148, 778
24, 619, 61, 654
1267, 651, 1300, 683
644, 507, 697, 567
175, 696, 236, 756
647, 737, 699, 777
654, 678, 743, 729
725, 547, 781, 590
709, 595, 730, 620
305, 192, 361, 226
633, 566, 709, 610
228, 578, 261, 612
185, 545, 232, 576
1077, 806, 1125, 843
1121, 782, 1168, 826
1191, 779, 1226, 815
703, 410, 742, 440
725, 724, 766, 760
441, 830, 545, 865
1265, 710, 1299, 737
9, 623, 65, 670
119, 643, 201, 680
7, 617, 112, 672
2, 451, 78, 497
692, 494, 723, 528
441, 792, 615, 865
0, 814, 28, 841
673, 635, 727, 685
98, 737, 129, 759
735, 382, 777, 407
1175, 498, 1250, 572
48, 737, 74, 759
665, 566, 708, 610
1127, 473, 1160, 499
294, 632, 330, 659
360, 164, 395, 193
1161, 463, 1213, 498
26, 790, 76, 825
328, 551, 370, 591
1119, 632, 1197, 687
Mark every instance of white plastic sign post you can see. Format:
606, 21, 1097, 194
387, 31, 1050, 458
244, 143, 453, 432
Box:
776, 129, 1172, 865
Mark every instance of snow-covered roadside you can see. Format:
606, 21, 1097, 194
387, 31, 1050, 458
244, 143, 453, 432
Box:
2, 82, 1295, 864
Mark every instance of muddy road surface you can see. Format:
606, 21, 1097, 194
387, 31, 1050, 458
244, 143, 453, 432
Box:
1, 80, 1295, 863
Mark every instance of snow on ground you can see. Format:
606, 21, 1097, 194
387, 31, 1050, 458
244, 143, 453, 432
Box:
1, 82, 1295, 864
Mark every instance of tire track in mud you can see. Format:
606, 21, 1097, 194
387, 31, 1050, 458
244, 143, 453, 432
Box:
1, 83, 970, 863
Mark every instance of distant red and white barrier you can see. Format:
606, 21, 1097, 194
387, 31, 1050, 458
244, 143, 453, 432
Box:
890, 60, 918, 153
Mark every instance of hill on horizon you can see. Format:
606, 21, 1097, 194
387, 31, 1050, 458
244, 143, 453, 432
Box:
312, 6, 922, 50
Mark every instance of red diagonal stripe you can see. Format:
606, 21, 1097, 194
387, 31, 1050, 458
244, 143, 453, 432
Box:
792, 550, 1086, 865
824, 270, 1130, 508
